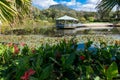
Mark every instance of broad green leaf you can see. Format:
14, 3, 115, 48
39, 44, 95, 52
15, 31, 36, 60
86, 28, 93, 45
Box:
94, 76, 100, 80
106, 62, 118, 80
30, 77, 38, 80
86, 66, 94, 79
40, 64, 53, 80
64, 53, 75, 68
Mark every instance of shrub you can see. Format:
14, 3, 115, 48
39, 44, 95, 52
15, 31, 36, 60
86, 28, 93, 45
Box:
87, 17, 95, 22
0, 38, 120, 80
79, 17, 86, 23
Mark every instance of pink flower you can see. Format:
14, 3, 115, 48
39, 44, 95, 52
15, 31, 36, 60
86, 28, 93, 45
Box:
21, 69, 36, 80
20, 42, 26, 47
80, 56, 85, 60
14, 45, 19, 54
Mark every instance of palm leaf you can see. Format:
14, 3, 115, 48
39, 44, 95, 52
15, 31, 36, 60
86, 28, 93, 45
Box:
0, 0, 31, 22
96, 0, 118, 12
0, 1, 17, 22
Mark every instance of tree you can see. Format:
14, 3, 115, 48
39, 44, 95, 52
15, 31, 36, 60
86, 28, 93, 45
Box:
97, 8, 110, 20
49, 9, 57, 20
0, 0, 31, 23
96, 0, 120, 19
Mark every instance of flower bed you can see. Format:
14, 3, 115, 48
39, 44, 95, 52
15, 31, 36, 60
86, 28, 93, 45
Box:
0, 37, 120, 80
0, 35, 119, 47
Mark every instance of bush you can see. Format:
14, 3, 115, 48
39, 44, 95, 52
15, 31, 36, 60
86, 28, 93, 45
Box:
0, 38, 120, 80
87, 17, 95, 22
79, 17, 86, 23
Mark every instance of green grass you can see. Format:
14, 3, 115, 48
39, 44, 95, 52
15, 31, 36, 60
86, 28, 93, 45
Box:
1, 19, 54, 34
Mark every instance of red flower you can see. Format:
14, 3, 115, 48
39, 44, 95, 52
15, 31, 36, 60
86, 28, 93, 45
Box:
20, 42, 26, 47
21, 69, 36, 80
80, 56, 85, 60
14, 45, 19, 54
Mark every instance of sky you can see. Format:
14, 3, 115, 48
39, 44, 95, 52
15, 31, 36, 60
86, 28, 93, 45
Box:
32, 0, 101, 11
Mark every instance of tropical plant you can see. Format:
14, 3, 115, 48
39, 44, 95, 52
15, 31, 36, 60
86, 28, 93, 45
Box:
0, 0, 17, 22
0, 38, 120, 80
0, 0, 31, 22
96, 0, 120, 19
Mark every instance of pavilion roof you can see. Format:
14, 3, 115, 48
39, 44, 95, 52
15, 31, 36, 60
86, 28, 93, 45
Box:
56, 15, 78, 21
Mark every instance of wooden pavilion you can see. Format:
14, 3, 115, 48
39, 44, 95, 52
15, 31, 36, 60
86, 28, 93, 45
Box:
56, 15, 78, 29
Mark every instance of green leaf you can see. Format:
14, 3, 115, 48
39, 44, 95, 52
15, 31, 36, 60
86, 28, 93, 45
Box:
94, 76, 100, 80
86, 66, 94, 79
40, 64, 53, 80
0, 1, 17, 22
30, 77, 38, 80
64, 53, 75, 68
49, 57, 60, 65
106, 62, 118, 80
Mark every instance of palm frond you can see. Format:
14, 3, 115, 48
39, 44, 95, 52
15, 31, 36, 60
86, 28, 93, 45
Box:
0, 0, 31, 22
96, 0, 118, 12
0, 1, 17, 22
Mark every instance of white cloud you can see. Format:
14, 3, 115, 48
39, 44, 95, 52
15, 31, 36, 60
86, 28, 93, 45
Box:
66, 0, 76, 6
32, 0, 58, 9
58, 0, 100, 11
32, 0, 103, 11
87, 0, 100, 4
73, 0, 101, 11
60, 0, 79, 6
60, 0, 83, 11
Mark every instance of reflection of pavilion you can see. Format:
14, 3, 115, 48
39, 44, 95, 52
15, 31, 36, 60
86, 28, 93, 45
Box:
56, 15, 78, 29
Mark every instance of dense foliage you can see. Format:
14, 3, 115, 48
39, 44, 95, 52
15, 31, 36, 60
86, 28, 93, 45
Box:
1, 0, 119, 27
0, 38, 120, 80
96, 0, 120, 20
0, 0, 31, 22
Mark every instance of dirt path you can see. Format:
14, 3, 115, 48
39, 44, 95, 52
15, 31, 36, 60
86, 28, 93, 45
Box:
82, 23, 113, 27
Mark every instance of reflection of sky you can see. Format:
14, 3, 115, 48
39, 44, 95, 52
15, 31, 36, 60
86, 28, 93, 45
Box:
77, 43, 97, 54
110, 34, 120, 40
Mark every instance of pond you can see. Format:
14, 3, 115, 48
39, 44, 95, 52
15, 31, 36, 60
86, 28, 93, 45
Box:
76, 34, 120, 40
109, 34, 120, 39
0, 34, 119, 47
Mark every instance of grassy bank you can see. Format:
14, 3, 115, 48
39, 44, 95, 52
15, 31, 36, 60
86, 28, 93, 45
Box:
1, 19, 55, 35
